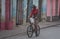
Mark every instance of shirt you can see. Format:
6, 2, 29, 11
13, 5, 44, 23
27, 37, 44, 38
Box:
30, 8, 38, 17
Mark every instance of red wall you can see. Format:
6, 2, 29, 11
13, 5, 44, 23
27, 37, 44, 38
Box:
47, 0, 59, 16
5, 0, 13, 30
52, 0, 56, 16
47, 0, 51, 16
58, 0, 60, 16
1, 0, 13, 30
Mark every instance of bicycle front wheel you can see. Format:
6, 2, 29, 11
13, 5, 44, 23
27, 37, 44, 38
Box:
27, 25, 33, 38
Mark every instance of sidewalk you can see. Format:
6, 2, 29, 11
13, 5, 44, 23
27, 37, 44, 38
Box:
0, 20, 60, 39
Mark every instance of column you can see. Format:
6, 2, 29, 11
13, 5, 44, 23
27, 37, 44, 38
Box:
5, 0, 10, 29
55, 0, 58, 16
23, 0, 27, 25
10, 0, 17, 27
38, 0, 42, 21
50, 0, 53, 21
59, 0, 60, 18
42, 0, 47, 22
52, 0, 59, 21
19, 0, 23, 25
58, 0, 59, 17
1, 0, 5, 30
52, 0, 56, 16
16, 0, 23, 25
26, 0, 33, 22
47, 0, 52, 21
0, 0, 1, 29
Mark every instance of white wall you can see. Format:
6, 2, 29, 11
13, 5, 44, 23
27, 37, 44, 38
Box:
33, 0, 39, 8
1, 0, 5, 18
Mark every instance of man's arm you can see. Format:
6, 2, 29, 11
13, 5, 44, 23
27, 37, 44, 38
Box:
29, 10, 33, 18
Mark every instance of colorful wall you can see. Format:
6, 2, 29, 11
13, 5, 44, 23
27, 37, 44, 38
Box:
0, 0, 60, 30
47, 0, 59, 17
1, 0, 60, 20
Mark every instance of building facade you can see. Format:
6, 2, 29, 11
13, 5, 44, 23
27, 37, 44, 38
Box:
0, 0, 60, 30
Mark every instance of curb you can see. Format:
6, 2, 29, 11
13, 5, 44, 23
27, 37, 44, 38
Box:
41, 24, 60, 29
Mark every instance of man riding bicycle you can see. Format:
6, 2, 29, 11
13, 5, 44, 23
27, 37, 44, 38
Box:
27, 5, 40, 37
29, 5, 39, 25
29, 5, 40, 36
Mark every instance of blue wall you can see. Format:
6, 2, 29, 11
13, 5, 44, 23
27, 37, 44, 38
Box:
42, 0, 47, 13
22, 0, 27, 19
13, 0, 17, 17
28, 0, 33, 15
10, 0, 17, 18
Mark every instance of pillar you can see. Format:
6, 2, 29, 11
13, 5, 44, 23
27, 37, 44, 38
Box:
23, 0, 27, 25
26, 0, 33, 22
55, 0, 58, 16
46, 0, 52, 21
52, 0, 56, 17
38, 0, 42, 21
58, 0, 59, 17
0, 0, 1, 30
16, 0, 23, 25
42, 0, 47, 22
59, 0, 60, 18
5, 0, 13, 30
50, 0, 53, 21
1, 0, 5, 30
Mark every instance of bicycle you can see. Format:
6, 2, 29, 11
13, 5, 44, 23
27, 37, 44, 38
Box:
27, 17, 40, 38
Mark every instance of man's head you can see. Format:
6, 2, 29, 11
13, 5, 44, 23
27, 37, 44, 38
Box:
32, 5, 36, 9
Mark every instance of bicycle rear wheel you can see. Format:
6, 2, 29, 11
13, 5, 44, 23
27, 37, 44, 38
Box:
35, 25, 40, 37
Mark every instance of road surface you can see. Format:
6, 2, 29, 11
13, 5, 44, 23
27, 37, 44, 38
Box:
2, 25, 60, 39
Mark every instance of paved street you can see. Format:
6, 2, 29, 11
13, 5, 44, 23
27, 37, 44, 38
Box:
3, 25, 60, 39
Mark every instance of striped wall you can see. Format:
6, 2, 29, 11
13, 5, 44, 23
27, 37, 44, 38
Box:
0, 0, 60, 30
1, 0, 60, 20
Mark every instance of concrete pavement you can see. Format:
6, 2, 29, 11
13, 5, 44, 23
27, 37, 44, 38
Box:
2, 25, 60, 39
0, 20, 60, 39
